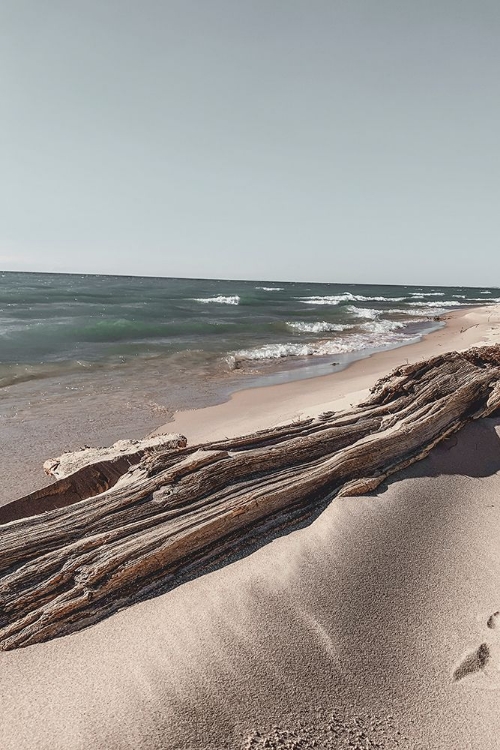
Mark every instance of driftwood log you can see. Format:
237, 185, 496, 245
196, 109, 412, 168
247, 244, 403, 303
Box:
0, 435, 187, 526
1, 346, 500, 651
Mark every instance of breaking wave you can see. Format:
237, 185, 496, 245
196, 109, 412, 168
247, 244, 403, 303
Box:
227, 329, 418, 368
362, 319, 406, 333
297, 293, 406, 305
462, 297, 500, 303
227, 314, 423, 369
384, 307, 439, 318
347, 304, 443, 325
345, 306, 380, 319
408, 300, 463, 308
409, 292, 445, 297
286, 321, 352, 333
193, 295, 240, 305
256, 286, 284, 291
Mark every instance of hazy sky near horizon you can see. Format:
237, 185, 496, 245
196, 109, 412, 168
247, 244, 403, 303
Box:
1, 1, 499, 285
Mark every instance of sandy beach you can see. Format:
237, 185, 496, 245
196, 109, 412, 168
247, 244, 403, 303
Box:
1, 304, 500, 750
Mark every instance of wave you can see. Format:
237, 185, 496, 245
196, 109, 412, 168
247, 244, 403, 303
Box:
347, 294, 407, 302
362, 319, 406, 333
297, 293, 406, 305
286, 321, 352, 333
227, 329, 417, 368
409, 292, 445, 297
409, 297, 500, 307
297, 295, 348, 306
481, 290, 492, 294
256, 286, 284, 291
384, 307, 439, 318
408, 301, 462, 308
288, 316, 410, 335
347, 305, 443, 325
193, 295, 240, 305
345, 306, 380, 319
462, 297, 500, 303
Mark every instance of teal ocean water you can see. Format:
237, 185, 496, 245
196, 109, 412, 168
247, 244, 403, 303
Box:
1, 272, 498, 391
1, 271, 498, 501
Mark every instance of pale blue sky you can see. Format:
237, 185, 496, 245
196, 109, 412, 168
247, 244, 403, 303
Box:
1, 1, 499, 285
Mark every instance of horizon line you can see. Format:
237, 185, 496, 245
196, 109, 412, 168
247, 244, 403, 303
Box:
0, 268, 497, 290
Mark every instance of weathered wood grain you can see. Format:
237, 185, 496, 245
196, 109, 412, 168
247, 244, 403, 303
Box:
0, 435, 187, 526
1, 346, 499, 650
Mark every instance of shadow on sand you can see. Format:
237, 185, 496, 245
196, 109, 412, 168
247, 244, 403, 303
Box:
121, 416, 500, 634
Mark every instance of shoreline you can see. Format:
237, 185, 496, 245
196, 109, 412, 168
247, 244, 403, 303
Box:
153, 304, 500, 445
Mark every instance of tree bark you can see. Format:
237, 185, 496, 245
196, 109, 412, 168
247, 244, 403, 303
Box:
1, 346, 499, 651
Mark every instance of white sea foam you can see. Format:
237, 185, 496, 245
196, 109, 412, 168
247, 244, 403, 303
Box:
384, 307, 438, 318
409, 292, 445, 297
362, 319, 406, 333
286, 321, 352, 333
298, 293, 406, 305
481, 290, 492, 294
230, 342, 331, 363
298, 295, 347, 305
256, 286, 284, 291
347, 294, 406, 302
345, 306, 380, 319
344, 306, 439, 331
194, 295, 240, 305
408, 301, 461, 308
227, 329, 417, 367
464, 297, 500, 302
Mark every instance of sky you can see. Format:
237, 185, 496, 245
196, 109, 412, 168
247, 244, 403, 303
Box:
1, 1, 499, 286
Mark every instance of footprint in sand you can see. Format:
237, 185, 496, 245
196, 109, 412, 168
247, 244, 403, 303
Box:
453, 612, 500, 683
453, 643, 490, 681
487, 611, 500, 630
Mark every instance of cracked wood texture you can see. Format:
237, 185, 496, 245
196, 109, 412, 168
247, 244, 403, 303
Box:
1, 346, 500, 651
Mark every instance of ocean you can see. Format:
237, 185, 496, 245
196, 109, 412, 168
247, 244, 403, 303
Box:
0, 271, 498, 501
